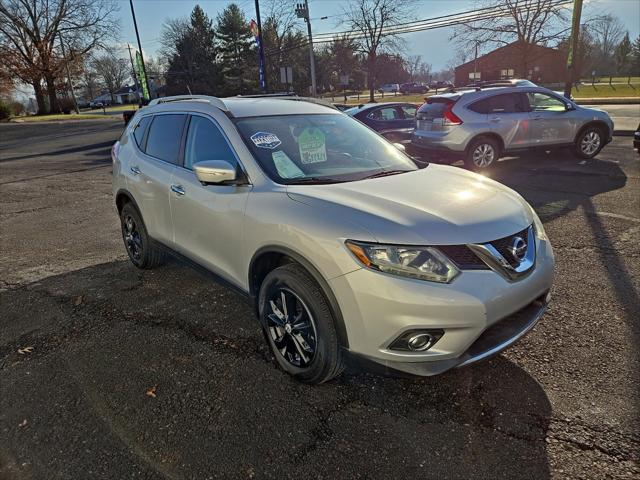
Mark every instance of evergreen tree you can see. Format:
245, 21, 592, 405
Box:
216, 4, 256, 94
166, 5, 221, 95
615, 32, 632, 75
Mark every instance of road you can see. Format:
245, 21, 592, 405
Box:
1, 122, 639, 479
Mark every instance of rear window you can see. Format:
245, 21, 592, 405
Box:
145, 114, 187, 164
417, 98, 456, 119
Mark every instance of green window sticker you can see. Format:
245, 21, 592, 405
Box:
272, 150, 305, 179
298, 127, 327, 164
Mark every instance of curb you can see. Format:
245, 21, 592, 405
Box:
613, 130, 635, 137
576, 98, 640, 105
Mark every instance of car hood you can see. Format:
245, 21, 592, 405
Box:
286, 164, 533, 245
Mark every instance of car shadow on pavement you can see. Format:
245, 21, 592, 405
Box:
0, 140, 115, 164
1, 259, 552, 479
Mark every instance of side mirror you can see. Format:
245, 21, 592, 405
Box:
193, 160, 237, 184
564, 102, 575, 111
393, 142, 406, 152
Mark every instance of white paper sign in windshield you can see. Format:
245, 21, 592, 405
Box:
272, 151, 305, 178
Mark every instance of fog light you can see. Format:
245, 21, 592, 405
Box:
388, 329, 444, 352
408, 333, 434, 351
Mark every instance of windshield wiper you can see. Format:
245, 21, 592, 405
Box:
362, 169, 411, 180
288, 177, 345, 185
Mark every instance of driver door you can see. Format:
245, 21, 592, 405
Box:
169, 114, 252, 288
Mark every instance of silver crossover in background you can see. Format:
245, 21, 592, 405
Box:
410, 86, 614, 170
112, 95, 554, 384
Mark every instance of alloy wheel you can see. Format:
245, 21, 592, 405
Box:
472, 143, 495, 168
123, 215, 143, 261
266, 288, 317, 368
581, 131, 601, 156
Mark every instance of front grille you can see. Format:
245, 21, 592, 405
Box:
437, 245, 488, 270
490, 228, 529, 268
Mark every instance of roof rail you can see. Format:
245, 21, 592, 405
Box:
235, 92, 296, 98
148, 95, 228, 111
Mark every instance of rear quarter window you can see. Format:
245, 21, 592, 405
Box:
133, 115, 151, 147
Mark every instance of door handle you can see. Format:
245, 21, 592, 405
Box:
130, 166, 141, 175
170, 184, 186, 196
532, 115, 543, 121
489, 117, 501, 123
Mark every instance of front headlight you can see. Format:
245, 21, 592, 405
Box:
345, 240, 460, 283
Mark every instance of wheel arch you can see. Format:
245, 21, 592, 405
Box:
116, 188, 141, 215
574, 120, 610, 144
248, 246, 349, 349
466, 132, 505, 154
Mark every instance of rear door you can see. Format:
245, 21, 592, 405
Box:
169, 114, 251, 287
526, 91, 576, 145
128, 113, 187, 246
472, 93, 532, 150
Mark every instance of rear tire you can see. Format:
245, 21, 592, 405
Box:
258, 263, 344, 384
120, 203, 165, 269
464, 137, 501, 170
573, 126, 604, 159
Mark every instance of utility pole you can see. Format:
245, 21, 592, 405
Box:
127, 44, 141, 103
254, 0, 268, 93
58, 32, 79, 114
473, 41, 479, 82
564, 0, 583, 98
295, 1, 317, 97
129, 0, 151, 100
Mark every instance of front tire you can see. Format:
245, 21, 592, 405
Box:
120, 203, 165, 269
464, 137, 501, 170
258, 263, 344, 384
574, 126, 604, 159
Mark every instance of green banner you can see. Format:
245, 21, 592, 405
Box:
135, 51, 150, 100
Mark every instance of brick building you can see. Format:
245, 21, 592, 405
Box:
454, 40, 568, 86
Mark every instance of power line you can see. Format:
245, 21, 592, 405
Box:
266, 0, 571, 57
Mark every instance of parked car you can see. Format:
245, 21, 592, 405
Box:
378, 83, 400, 94
399, 82, 429, 94
89, 100, 110, 109
634, 123, 640, 154
429, 81, 453, 90
112, 94, 554, 384
410, 86, 614, 170
345, 102, 419, 143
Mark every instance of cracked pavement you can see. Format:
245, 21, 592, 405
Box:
0, 121, 639, 479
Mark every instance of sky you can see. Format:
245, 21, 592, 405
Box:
117, 0, 640, 71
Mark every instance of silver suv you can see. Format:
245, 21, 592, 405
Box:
112, 95, 554, 384
410, 86, 614, 169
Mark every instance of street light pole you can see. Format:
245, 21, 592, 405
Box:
254, 0, 268, 93
296, 1, 317, 97
129, 0, 151, 101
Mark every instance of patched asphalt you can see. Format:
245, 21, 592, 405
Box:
0, 121, 638, 479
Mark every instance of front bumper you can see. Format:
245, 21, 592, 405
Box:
329, 237, 554, 376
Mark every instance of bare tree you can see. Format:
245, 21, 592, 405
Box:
93, 54, 128, 103
406, 55, 431, 82
0, 0, 119, 113
587, 14, 625, 74
452, 0, 568, 76
159, 17, 189, 59
343, 0, 416, 101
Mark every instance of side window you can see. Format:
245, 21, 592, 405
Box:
488, 94, 525, 114
401, 105, 417, 118
369, 107, 400, 121
528, 92, 566, 112
145, 114, 187, 164
468, 98, 491, 114
184, 115, 237, 170
133, 115, 151, 148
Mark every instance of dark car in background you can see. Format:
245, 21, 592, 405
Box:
345, 102, 418, 143
429, 81, 454, 90
399, 82, 429, 94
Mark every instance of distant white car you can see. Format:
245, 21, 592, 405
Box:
378, 83, 400, 94
112, 94, 554, 383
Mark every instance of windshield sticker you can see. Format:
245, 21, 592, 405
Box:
251, 131, 281, 149
272, 151, 305, 179
298, 127, 327, 164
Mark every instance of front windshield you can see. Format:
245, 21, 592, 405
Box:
234, 114, 417, 184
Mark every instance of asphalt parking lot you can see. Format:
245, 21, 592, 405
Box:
1, 120, 639, 479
